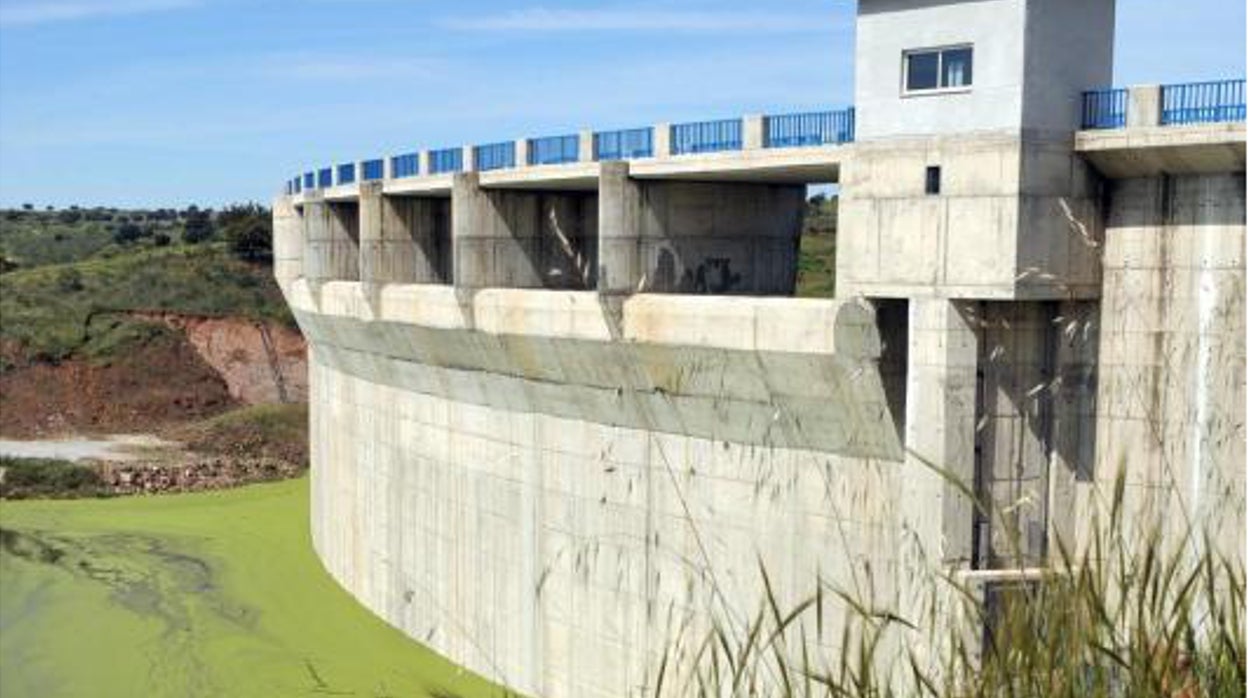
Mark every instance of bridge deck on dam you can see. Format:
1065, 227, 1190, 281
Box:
283, 123, 1244, 205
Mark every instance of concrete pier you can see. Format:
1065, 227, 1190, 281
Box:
302, 193, 359, 284
358, 182, 451, 286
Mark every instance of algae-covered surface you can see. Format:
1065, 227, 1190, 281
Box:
0, 477, 509, 698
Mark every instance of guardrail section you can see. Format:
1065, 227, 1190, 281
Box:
765, 108, 855, 147
1081, 88, 1128, 129
429, 148, 463, 175
337, 163, 356, 185
671, 118, 743, 155
474, 142, 516, 171
594, 127, 653, 160
361, 159, 384, 181
1162, 79, 1246, 125
391, 153, 419, 179
528, 134, 580, 165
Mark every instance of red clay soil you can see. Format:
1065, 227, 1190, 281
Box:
0, 332, 237, 438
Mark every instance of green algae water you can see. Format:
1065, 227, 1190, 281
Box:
0, 477, 509, 698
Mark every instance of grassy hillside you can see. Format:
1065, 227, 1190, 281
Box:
1, 207, 187, 269
0, 205, 285, 368
1, 243, 290, 365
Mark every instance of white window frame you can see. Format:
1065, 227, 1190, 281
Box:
901, 44, 974, 97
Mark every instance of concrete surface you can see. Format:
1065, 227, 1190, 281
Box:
272, 0, 1245, 692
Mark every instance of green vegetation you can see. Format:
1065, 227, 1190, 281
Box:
1, 207, 187, 269
0, 477, 512, 698
656, 471, 1245, 698
0, 204, 281, 365
796, 232, 836, 298
0, 243, 290, 363
176, 403, 310, 466
0, 457, 108, 499
804, 193, 838, 236
795, 194, 838, 297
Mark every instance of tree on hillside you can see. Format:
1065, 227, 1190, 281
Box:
183, 209, 214, 244
114, 222, 144, 245
220, 203, 272, 262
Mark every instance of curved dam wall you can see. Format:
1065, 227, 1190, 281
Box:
285, 278, 934, 696
272, 116, 1246, 695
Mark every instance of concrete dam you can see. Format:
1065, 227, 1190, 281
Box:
272, 1, 1246, 694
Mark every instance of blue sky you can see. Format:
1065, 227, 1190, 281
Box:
0, 0, 1243, 208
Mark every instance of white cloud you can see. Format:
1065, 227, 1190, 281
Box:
441, 7, 824, 34
0, 0, 199, 26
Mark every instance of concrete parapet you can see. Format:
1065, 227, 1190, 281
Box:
515, 138, 530, 168
577, 129, 594, 162
301, 192, 360, 284
288, 280, 899, 458
1126, 85, 1162, 128
653, 122, 671, 158
743, 114, 765, 150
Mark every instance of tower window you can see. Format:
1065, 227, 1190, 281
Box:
904, 45, 974, 93
925, 166, 942, 195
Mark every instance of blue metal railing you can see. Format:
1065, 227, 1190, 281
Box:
1081, 88, 1128, 129
337, 163, 355, 185
429, 148, 463, 174
1162, 79, 1246, 125
528, 134, 580, 165
303, 172, 315, 190
317, 168, 333, 188
391, 152, 420, 178
594, 127, 653, 160
474, 141, 516, 171
765, 108, 855, 147
361, 158, 384, 181
671, 118, 743, 155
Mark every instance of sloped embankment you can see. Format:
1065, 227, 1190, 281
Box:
0, 244, 306, 438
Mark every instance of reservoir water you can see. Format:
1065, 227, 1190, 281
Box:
0, 477, 505, 698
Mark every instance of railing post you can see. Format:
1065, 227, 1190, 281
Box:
578, 129, 594, 162
462, 145, 476, 173
516, 138, 531, 168
383, 156, 394, 181
419, 151, 432, 177
743, 114, 766, 150
1127, 85, 1162, 128
654, 122, 671, 158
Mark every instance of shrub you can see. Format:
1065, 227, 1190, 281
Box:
0, 456, 107, 499
183, 211, 214, 243
113, 222, 143, 245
